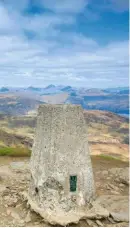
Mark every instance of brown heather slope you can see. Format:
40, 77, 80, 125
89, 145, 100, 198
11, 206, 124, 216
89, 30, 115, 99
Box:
0, 110, 129, 160
84, 110, 129, 160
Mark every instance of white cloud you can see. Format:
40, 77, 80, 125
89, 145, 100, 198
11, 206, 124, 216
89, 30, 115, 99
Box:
22, 14, 76, 38
0, 30, 128, 87
40, 0, 88, 13
0, 4, 17, 31
0, 0, 128, 88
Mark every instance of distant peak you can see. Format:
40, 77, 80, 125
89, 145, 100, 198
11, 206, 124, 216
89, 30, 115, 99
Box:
0, 87, 9, 92
27, 86, 42, 91
61, 86, 73, 92
44, 84, 56, 89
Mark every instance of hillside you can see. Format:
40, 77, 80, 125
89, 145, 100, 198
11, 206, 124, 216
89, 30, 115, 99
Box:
0, 110, 128, 160
66, 92, 129, 115
42, 92, 68, 104
84, 110, 129, 160
0, 93, 44, 116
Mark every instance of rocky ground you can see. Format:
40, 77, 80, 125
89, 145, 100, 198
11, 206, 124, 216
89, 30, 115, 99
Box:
0, 156, 129, 227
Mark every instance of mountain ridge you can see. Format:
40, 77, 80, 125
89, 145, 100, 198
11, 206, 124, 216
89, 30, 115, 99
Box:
0, 85, 129, 116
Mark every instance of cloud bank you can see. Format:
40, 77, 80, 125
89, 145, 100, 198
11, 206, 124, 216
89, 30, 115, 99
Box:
0, 0, 129, 87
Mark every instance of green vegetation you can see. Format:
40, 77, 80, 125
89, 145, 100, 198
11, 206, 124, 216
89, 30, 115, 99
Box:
0, 147, 31, 157
98, 154, 122, 161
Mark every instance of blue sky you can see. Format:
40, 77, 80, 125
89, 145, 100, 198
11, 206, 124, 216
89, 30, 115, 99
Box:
0, 0, 129, 88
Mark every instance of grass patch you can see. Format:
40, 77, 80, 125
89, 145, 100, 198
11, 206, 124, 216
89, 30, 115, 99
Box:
0, 147, 31, 157
98, 154, 122, 161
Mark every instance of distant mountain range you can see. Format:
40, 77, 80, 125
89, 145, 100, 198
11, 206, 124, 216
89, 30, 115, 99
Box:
0, 85, 129, 116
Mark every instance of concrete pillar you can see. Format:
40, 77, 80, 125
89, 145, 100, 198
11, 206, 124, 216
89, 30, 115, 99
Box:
28, 104, 95, 225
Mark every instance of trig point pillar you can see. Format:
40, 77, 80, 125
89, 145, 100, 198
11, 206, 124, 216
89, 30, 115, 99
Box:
28, 104, 95, 225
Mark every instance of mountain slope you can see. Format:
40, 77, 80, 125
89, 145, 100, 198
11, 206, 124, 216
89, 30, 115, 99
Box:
0, 93, 45, 115
0, 110, 128, 160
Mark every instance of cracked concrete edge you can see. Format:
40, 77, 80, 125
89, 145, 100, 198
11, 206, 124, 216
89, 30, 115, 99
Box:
20, 191, 111, 226
20, 191, 86, 225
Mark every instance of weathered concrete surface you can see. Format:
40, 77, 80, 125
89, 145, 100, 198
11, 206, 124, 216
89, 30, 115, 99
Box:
28, 104, 95, 225
22, 191, 109, 226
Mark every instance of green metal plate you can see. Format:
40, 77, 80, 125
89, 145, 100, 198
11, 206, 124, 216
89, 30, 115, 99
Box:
70, 175, 77, 192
